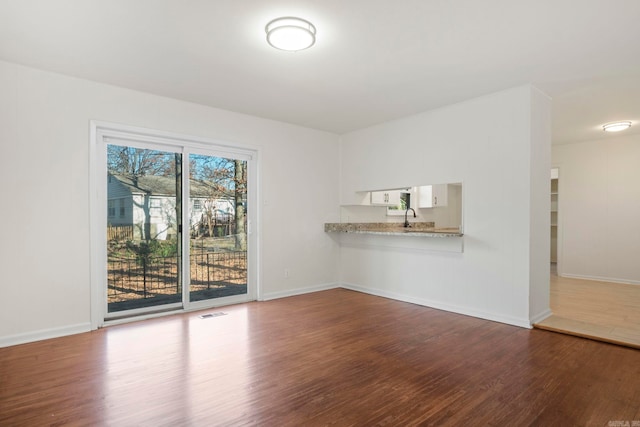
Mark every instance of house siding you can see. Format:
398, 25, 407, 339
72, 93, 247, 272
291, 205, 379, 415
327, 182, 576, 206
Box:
107, 175, 134, 227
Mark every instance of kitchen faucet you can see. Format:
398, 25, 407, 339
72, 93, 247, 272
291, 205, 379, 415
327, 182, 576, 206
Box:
404, 207, 416, 228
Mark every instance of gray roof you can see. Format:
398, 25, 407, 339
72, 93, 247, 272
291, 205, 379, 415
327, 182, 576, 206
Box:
109, 174, 226, 199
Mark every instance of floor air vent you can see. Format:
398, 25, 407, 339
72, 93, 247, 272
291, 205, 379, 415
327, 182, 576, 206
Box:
198, 312, 227, 319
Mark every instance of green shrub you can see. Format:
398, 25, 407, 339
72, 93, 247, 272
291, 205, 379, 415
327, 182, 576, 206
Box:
125, 239, 178, 264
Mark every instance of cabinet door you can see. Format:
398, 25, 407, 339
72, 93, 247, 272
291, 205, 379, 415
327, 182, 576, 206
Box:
386, 191, 401, 206
418, 185, 433, 208
432, 184, 448, 207
418, 184, 448, 208
371, 190, 401, 206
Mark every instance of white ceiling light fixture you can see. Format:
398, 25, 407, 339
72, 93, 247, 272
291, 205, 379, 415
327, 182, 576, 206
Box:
602, 121, 632, 132
265, 17, 316, 52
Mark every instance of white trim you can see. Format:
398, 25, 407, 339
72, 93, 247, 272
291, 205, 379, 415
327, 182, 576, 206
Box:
89, 122, 106, 330
89, 120, 260, 328
261, 283, 340, 301
249, 150, 261, 301
104, 134, 183, 154
91, 120, 258, 159
104, 310, 184, 327
105, 302, 183, 321
187, 293, 253, 311
182, 148, 191, 310
0, 323, 91, 348
3, 281, 539, 347
104, 294, 253, 327
339, 282, 532, 329
559, 273, 640, 286
529, 308, 552, 326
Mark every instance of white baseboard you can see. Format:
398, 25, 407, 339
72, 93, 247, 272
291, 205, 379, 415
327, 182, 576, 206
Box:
529, 308, 552, 325
0, 322, 92, 348
560, 273, 640, 286
261, 282, 340, 301
2, 284, 341, 347
2, 281, 540, 347
340, 282, 532, 329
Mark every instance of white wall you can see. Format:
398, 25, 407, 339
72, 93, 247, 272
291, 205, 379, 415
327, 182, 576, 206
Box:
528, 88, 552, 320
338, 85, 551, 327
0, 60, 341, 346
552, 134, 640, 284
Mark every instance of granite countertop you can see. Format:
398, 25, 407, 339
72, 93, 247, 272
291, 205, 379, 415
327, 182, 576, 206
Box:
324, 222, 463, 237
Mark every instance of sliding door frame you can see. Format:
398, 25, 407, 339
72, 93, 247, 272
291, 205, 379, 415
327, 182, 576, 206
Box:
89, 121, 260, 329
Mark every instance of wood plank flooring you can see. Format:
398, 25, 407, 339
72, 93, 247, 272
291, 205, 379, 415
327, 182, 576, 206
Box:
2, 288, 640, 426
535, 269, 640, 348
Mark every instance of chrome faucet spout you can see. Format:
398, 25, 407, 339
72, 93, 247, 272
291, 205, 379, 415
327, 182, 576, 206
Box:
404, 208, 416, 227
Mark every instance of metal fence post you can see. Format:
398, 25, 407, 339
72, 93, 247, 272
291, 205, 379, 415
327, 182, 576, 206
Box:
142, 257, 147, 299
207, 253, 211, 289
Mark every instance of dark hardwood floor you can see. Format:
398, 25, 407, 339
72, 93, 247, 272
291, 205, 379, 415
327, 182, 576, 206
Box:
1, 288, 639, 426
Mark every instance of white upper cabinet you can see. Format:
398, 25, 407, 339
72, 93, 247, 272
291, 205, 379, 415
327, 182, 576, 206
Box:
370, 190, 401, 206
433, 184, 448, 207
418, 184, 448, 208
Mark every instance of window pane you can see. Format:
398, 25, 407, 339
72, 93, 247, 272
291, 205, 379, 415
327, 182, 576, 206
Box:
188, 154, 247, 302
106, 145, 182, 313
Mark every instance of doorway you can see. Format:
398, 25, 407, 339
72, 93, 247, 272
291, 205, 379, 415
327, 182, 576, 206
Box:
91, 122, 257, 326
536, 169, 640, 348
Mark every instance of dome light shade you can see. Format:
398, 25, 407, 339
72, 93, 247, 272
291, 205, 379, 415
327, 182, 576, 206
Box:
602, 121, 631, 132
265, 17, 316, 51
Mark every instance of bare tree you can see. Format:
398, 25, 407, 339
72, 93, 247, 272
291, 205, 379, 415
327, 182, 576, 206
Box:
107, 145, 174, 177
192, 155, 247, 248
234, 160, 247, 251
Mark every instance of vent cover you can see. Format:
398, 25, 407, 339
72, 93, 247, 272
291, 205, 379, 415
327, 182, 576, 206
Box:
198, 312, 227, 319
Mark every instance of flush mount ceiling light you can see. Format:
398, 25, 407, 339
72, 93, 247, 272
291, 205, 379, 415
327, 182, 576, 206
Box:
602, 121, 632, 132
265, 17, 316, 51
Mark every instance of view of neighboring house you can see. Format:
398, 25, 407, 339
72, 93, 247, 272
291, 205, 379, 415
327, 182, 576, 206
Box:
107, 173, 235, 240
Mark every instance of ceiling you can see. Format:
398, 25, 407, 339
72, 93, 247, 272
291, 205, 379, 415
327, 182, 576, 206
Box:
1, 0, 639, 143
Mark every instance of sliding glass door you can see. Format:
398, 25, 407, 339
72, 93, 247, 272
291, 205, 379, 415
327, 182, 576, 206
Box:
106, 145, 184, 313
93, 124, 255, 323
188, 154, 248, 302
